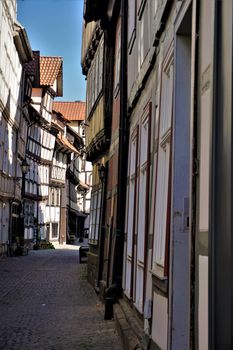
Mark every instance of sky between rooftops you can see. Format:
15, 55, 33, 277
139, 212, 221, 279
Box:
17, 0, 86, 103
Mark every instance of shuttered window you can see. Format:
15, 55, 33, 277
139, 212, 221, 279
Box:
153, 53, 173, 272
114, 22, 121, 95
128, 0, 136, 53
87, 35, 104, 116
138, 1, 150, 69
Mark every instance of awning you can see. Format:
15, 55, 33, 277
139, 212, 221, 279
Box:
76, 180, 90, 193
57, 134, 80, 155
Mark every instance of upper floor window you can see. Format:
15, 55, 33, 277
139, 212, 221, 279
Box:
153, 50, 173, 274
114, 23, 121, 95
138, 0, 150, 69
43, 92, 52, 113
87, 35, 104, 116
128, 0, 136, 53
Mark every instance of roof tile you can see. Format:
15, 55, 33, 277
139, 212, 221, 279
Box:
40, 56, 63, 86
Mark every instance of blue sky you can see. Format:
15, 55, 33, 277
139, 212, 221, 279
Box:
17, 0, 86, 102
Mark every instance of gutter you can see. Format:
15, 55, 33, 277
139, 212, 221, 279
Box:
13, 21, 33, 63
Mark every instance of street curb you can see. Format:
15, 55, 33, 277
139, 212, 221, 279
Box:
113, 299, 143, 350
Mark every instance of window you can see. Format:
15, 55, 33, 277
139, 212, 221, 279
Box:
81, 159, 85, 171
95, 53, 99, 100
24, 77, 32, 102
153, 52, 173, 272
89, 189, 102, 244
114, 23, 121, 94
89, 193, 95, 242
49, 187, 59, 206
51, 223, 58, 238
87, 35, 104, 116
125, 127, 138, 298
124, 103, 151, 310
99, 36, 104, 94
3, 126, 9, 174
24, 201, 34, 227
128, 0, 136, 53
51, 189, 55, 206
138, 1, 150, 69
94, 189, 102, 241
0, 118, 5, 171
56, 189, 60, 206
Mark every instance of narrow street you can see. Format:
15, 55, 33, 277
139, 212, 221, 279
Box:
0, 248, 123, 350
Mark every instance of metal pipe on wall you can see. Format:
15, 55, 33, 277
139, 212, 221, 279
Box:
112, 0, 128, 295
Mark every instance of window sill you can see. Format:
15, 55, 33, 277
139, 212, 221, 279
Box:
150, 269, 168, 296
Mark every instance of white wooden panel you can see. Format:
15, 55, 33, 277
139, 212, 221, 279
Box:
151, 292, 168, 350
135, 264, 144, 312
140, 118, 149, 165
125, 258, 132, 297
199, 88, 210, 230
198, 255, 208, 350
160, 64, 173, 137
55, 207, 60, 221
137, 169, 146, 262
51, 207, 55, 221
45, 207, 50, 222
154, 142, 170, 267
126, 179, 135, 256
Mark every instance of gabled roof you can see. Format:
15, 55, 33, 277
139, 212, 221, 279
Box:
40, 56, 63, 96
53, 101, 86, 121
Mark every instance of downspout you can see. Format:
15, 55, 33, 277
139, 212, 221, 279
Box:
112, 0, 128, 297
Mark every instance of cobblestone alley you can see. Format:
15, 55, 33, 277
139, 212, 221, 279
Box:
0, 248, 123, 350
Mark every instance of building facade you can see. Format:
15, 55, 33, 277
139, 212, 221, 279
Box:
81, 18, 110, 286
0, 2, 89, 254
53, 101, 91, 242
23, 52, 63, 245
0, 0, 32, 256
82, 0, 233, 349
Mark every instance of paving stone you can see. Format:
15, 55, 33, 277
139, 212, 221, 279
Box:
0, 249, 123, 350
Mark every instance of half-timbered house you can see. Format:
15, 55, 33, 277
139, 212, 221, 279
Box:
81, 16, 109, 285
53, 101, 91, 241
24, 51, 63, 245
0, 0, 32, 256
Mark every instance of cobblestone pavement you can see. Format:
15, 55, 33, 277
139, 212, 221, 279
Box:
0, 249, 123, 350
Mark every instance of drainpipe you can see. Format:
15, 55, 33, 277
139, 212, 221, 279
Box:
209, 1, 233, 348
112, 0, 128, 297
97, 163, 108, 286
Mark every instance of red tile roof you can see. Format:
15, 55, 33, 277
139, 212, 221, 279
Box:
40, 56, 63, 86
53, 101, 86, 121
24, 51, 40, 81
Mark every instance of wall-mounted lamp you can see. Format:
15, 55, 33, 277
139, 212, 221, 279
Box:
15, 159, 30, 183
20, 158, 30, 175
98, 164, 106, 183
80, 121, 89, 127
